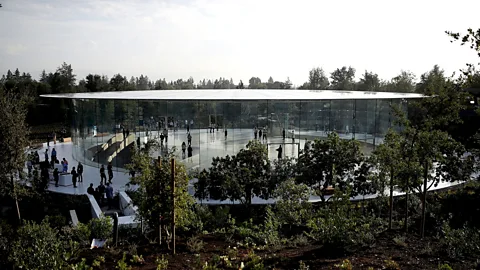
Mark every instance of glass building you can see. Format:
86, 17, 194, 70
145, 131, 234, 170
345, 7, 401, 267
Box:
42, 90, 423, 172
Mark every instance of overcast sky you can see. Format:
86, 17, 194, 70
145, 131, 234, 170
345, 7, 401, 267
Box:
0, 0, 479, 86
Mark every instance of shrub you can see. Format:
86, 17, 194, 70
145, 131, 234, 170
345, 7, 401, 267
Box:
440, 222, 480, 258
298, 260, 310, 270
335, 259, 353, 270
116, 252, 131, 270
61, 222, 92, 247
438, 263, 453, 270
130, 254, 145, 265
155, 255, 168, 270
289, 234, 309, 248
89, 215, 112, 240
9, 220, 66, 270
384, 259, 400, 270
187, 235, 205, 253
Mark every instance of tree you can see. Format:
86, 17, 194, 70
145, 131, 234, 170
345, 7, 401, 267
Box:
0, 88, 30, 223
330, 66, 355, 90
274, 178, 312, 227
127, 145, 194, 243
416, 65, 446, 94
388, 71, 416, 92
296, 132, 364, 202
10, 220, 65, 269
357, 71, 382, 91
308, 67, 329, 90
199, 140, 272, 206
371, 130, 402, 229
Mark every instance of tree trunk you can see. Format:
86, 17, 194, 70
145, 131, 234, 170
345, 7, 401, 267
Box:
404, 178, 409, 233
11, 175, 21, 224
420, 161, 428, 238
389, 168, 394, 230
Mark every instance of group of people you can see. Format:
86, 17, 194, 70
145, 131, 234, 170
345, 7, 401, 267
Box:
99, 162, 114, 185
181, 141, 193, 160
87, 182, 114, 209
253, 126, 268, 141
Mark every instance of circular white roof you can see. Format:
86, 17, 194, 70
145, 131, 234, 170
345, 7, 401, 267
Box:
41, 89, 424, 101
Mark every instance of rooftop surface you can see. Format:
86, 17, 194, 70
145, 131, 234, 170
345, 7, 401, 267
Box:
40, 89, 424, 101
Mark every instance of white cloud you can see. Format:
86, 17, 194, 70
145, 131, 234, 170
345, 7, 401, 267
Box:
0, 0, 479, 86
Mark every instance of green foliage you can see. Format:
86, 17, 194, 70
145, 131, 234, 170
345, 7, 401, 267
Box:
187, 235, 205, 253
438, 263, 453, 270
155, 255, 169, 270
92, 256, 105, 268
274, 178, 312, 226
9, 220, 65, 270
440, 222, 480, 258
126, 146, 194, 237
244, 249, 265, 270
61, 222, 91, 247
306, 190, 385, 250
69, 258, 93, 270
197, 140, 272, 206
116, 252, 131, 270
130, 254, 145, 265
296, 132, 365, 201
335, 259, 353, 270
298, 260, 310, 270
384, 259, 400, 270
89, 215, 112, 240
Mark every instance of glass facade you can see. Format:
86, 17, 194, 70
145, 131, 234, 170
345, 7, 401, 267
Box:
71, 99, 406, 172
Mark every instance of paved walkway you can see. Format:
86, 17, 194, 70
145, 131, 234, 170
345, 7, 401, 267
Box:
31, 138, 471, 204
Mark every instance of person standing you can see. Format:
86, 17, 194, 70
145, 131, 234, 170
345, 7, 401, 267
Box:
105, 183, 114, 210
163, 128, 168, 143
87, 183, 95, 195
254, 127, 258, 140
53, 168, 59, 187
259, 129, 263, 141
71, 167, 78, 188
77, 162, 83, 182
187, 124, 190, 133
263, 128, 267, 141
187, 132, 192, 146
62, 161, 68, 173
187, 144, 193, 161
181, 142, 186, 159
98, 182, 106, 205
53, 131, 57, 145
44, 149, 49, 164
107, 162, 113, 183
276, 145, 283, 159
51, 148, 57, 164
100, 165, 106, 185
224, 128, 227, 139
282, 128, 286, 140
46, 134, 50, 147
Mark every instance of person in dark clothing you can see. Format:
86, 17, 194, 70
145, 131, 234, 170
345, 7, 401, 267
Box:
44, 150, 49, 164
181, 142, 186, 159
126, 129, 130, 137
105, 183, 114, 210
51, 148, 57, 163
122, 128, 126, 140
107, 162, 113, 183
47, 134, 50, 147
100, 165, 106, 184
160, 133, 164, 144
71, 167, 78, 188
187, 144, 193, 160
87, 183, 95, 195
254, 127, 258, 140
77, 162, 83, 182
263, 128, 267, 141
282, 128, 286, 140
53, 168, 59, 187
224, 129, 227, 138
98, 183, 106, 204
259, 129, 263, 141
276, 145, 283, 159
187, 132, 192, 145
187, 124, 190, 133
136, 137, 141, 149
